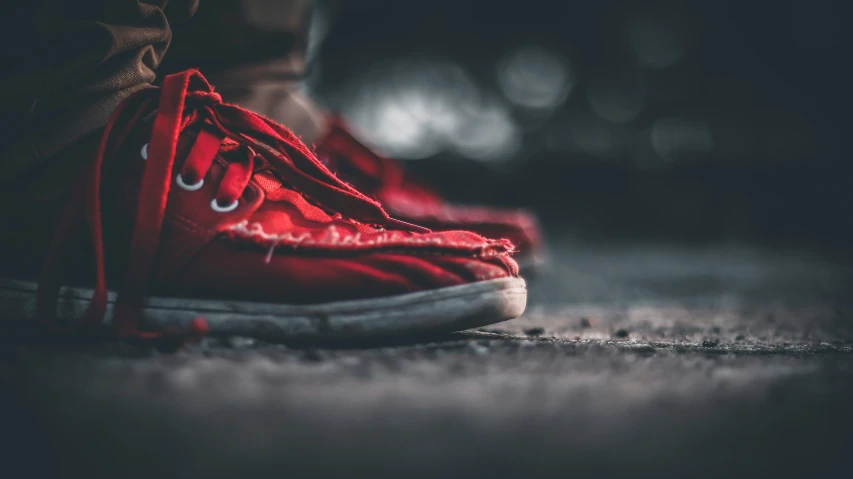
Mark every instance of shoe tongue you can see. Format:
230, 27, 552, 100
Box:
253, 171, 290, 195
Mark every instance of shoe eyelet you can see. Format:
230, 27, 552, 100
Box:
211, 198, 239, 213
141, 143, 149, 160
176, 173, 204, 191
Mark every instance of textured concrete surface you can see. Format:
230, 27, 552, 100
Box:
2, 242, 852, 478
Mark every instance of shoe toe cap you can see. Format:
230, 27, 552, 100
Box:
173, 232, 519, 304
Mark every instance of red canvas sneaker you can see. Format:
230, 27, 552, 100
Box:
0, 70, 526, 341
315, 117, 545, 272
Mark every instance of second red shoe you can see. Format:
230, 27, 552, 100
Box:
315, 117, 545, 272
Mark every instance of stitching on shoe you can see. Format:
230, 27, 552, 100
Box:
223, 220, 512, 257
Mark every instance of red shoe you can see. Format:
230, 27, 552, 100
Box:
0, 70, 526, 342
315, 117, 545, 272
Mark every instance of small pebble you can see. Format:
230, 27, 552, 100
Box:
580, 318, 592, 329
524, 327, 545, 336
227, 336, 256, 349
301, 349, 324, 362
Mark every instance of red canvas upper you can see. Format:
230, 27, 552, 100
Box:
0, 70, 518, 340
314, 117, 543, 263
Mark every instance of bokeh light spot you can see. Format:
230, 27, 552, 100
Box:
651, 118, 714, 161
340, 59, 521, 162
497, 46, 574, 111
627, 10, 688, 68
586, 71, 647, 123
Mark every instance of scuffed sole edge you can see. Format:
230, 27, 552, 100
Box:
0, 277, 527, 340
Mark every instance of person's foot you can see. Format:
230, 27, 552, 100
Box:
315, 117, 546, 272
0, 70, 526, 342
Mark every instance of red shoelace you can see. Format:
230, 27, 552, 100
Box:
36, 69, 426, 342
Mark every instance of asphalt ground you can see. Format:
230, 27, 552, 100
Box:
2, 240, 852, 478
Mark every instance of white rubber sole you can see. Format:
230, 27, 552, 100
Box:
0, 277, 527, 340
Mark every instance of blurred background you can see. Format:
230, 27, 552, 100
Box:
304, 0, 850, 253
3, 3, 852, 476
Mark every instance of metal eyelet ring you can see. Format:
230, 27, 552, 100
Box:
176, 173, 204, 191
210, 198, 239, 213
140, 143, 149, 160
